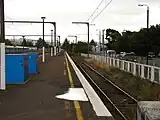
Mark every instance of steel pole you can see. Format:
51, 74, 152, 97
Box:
87, 23, 89, 57
0, 0, 5, 43
146, 6, 149, 65
102, 29, 105, 56
58, 36, 60, 53
147, 6, 149, 30
0, 0, 5, 90
51, 30, 53, 56
42, 20, 44, 46
75, 36, 77, 44
42, 19, 45, 62
54, 23, 56, 56
41, 17, 46, 62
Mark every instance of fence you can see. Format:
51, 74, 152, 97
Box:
81, 53, 160, 84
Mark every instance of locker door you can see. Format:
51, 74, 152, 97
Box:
28, 53, 37, 73
6, 55, 24, 83
32, 53, 37, 72
24, 55, 29, 81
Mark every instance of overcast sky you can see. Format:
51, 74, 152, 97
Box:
4, 0, 160, 43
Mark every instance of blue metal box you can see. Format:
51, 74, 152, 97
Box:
5, 54, 29, 84
28, 53, 38, 74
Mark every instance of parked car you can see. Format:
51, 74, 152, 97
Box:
148, 52, 155, 58
116, 54, 121, 58
120, 52, 126, 57
107, 50, 116, 57
123, 52, 137, 62
158, 53, 160, 58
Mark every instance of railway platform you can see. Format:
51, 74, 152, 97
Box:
0, 52, 112, 120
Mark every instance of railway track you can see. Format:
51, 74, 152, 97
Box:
73, 58, 138, 120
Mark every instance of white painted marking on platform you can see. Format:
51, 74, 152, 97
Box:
66, 52, 112, 117
56, 88, 88, 101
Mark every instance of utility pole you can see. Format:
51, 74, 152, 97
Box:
99, 30, 101, 54
51, 29, 53, 56
102, 29, 105, 56
0, 0, 5, 43
54, 22, 57, 56
87, 23, 90, 57
72, 22, 94, 57
57, 36, 60, 54
56, 37, 59, 54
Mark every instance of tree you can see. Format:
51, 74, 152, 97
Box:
130, 29, 148, 56
105, 28, 121, 50
21, 38, 27, 46
61, 38, 70, 51
90, 39, 96, 46
27, 41, 33, 47
75, 41, 90, 53
89, 39, 97, 52
105, 29, 121, 42
5, 39, 13, 45
35, 38, 45, 49
148, 25, 160, 56
45, 42, 50, 48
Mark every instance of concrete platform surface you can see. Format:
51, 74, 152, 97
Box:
0, 52, 112, 120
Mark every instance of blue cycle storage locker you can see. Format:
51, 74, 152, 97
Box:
28, 53, 38, 74
5, 54, 29, 84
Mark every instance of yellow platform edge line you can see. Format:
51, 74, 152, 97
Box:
65, 54, 84, 120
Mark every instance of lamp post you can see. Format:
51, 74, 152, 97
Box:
51, 29, 53, 56
41, 17, 46, 62
56, 37, 59, 54
138, 4, 149, 29
138, 4, 149, 65
57, 36, 60, 53
72, 22, 95, 57
54, 23, 57, 56
72, 22, 90, 57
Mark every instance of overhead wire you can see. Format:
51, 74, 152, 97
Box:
4, 15, 37, 35
6, 24, 26, 35
91, 0, 113, 23
5, 16, 14, 20
87, 0, 105, 21
5, 15, 25, 34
